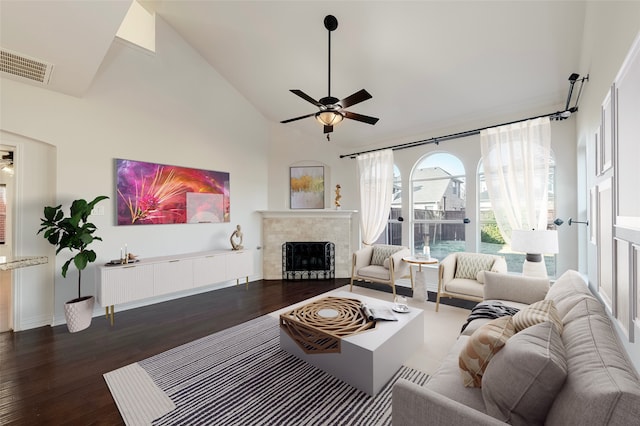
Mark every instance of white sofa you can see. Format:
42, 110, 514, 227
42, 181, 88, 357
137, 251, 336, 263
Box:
393, 270, 640, 425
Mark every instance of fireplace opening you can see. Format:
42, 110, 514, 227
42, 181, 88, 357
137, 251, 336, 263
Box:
283, 241, 335, 280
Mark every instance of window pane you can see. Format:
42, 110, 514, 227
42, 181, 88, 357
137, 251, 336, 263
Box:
375, 221, 402, 245
478, 160, 556, 277
411, 153, 466, 260
413, 222, 465, 259
412, 178, 466, 220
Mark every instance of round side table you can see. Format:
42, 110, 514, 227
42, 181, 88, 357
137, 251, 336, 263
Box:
402, 256, 438, 302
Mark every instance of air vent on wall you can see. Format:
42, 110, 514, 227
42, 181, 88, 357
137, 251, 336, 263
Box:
0, 48, 53, 84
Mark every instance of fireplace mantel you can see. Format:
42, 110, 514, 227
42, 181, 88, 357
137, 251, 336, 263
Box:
258, 210, 357, 219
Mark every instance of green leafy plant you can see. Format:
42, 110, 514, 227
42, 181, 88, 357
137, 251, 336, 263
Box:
481, 223, 506, 245
37, 196, 109, 301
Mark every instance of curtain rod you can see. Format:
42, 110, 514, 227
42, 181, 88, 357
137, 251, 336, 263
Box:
339, 108, 573, 159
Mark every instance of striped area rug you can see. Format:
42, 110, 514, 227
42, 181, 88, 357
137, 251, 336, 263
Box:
105, 315, 429, 425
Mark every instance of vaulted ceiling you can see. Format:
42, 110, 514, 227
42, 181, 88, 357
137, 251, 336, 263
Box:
1, 1, 586, 149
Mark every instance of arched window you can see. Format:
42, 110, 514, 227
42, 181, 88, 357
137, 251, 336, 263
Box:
478, 153, 557, 276
374, 165, 402, 245
410, 153, 466, 259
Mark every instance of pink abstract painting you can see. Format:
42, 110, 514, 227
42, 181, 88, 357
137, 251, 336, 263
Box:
116, 159, 230, 225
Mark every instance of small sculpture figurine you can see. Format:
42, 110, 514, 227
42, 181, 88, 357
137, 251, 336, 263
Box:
334, 184, 342, 209
230, 224, 244, 250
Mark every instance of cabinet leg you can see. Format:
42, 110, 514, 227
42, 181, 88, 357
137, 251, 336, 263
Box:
109, 305, 115, 326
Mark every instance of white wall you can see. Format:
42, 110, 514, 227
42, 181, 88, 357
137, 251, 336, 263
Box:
268, 123, 361, 249
0, 17, 269, 328
577, 1, 640, 371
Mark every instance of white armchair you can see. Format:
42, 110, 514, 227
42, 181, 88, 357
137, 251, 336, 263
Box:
436, 252, 507, 312
350, 244, 411, 297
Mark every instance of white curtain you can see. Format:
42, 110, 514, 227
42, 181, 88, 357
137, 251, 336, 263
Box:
480, 117, 552, 243
357, 149, 394, 245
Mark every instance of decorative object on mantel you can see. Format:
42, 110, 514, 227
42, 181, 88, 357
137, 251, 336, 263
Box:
334, 184, 342, 209
37, 195, 109, 333
230, 224, 244, 250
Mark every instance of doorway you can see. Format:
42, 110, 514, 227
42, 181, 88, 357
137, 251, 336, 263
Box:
0, 147, 15, 332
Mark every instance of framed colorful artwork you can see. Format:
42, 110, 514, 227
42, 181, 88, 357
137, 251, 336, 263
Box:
290, 166, 324, 209
115, 159, 230, 225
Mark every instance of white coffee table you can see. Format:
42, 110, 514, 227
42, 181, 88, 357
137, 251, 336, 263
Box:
279, 290, 424, 396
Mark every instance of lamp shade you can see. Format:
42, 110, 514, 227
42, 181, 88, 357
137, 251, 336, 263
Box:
316, 111, 344, 126
511, 230, 559, 254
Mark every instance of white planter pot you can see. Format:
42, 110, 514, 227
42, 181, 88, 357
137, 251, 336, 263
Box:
64, 296, 95, 333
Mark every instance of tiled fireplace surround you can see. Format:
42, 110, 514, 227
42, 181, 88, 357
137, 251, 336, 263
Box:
259, 210, 356, 280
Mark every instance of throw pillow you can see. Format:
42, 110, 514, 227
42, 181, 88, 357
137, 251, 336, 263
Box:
512, 299, 563, 334
383, 258, 390, 269
454, 253, 496, 280
459, 316, 515, 388
482, 321, 568, 425
371, 245, 403, 266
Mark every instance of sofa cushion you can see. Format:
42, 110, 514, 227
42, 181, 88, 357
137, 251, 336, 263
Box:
482, 322, 567, 425
425, 336, 489, 413
445, 278, 485, 298
512, 299, 563, 334
545, 298, 640, 426
455, 253, 495, 280
355, 265, 391, 281
459, 316, 515, 388
544, 269, 594, 317
483, 272, 549, 305
371, 245, 403, 266
545, 270, 590, 300
561, 295, 606, 326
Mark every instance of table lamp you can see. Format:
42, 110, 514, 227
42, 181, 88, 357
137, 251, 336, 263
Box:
511, 229, 558, 277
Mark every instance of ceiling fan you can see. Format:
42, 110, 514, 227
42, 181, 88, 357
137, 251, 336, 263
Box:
280, 15, 379, 141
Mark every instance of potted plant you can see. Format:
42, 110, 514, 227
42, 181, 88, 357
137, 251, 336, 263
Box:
38, 195, 109, 332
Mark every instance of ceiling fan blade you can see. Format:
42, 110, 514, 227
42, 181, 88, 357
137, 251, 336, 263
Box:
339, 89, 372, 109
280, 112, 316, 124
343, 111, 379, 125
290, 90, 322, 107
324, 125, 333, 134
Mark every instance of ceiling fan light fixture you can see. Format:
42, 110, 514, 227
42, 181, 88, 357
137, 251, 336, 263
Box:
316, 111, 343, 126
280, 15, 378, 137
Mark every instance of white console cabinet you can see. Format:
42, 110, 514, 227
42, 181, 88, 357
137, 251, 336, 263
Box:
97, 250, 253, 325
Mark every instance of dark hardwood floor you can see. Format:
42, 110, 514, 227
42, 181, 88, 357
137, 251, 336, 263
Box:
0, 279, 347, 425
